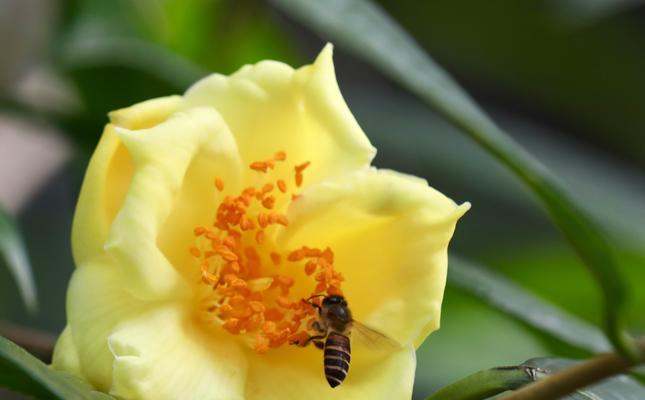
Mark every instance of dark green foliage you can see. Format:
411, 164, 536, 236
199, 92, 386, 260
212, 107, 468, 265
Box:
0, 336, 113, 399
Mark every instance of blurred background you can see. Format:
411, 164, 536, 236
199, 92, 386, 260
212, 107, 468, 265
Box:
0, 0, 644, 398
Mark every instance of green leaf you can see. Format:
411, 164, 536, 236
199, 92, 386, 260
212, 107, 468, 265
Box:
0, 336, 113, 399
425, 364, 543, 400
449, 255, 611, 354
268, 0, 636, 359
0, 208, 36, 312
425, 357, 645, 400
523, 357, 645, 400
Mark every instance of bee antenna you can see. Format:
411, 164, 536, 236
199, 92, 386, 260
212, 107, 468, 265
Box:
302, 294, 325, 310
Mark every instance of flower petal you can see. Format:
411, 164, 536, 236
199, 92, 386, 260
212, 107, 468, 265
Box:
182, 44, 375, 187
53, 255, 153, 391
107, 107, 243, 299
245, 344, 415, 400
73, 96, 181, 265
51, 325, 82, 377
109, 96, 183, 130
108, 305, 248, 400
280, 168, 469, 347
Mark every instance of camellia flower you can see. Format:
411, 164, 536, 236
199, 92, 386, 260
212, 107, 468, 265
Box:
52, 44, 469, 400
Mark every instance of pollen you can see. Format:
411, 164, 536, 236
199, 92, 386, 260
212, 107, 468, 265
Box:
190, 151, 344, 353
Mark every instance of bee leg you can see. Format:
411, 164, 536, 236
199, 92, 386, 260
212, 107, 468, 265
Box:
292, 334, 326, 347
312, 340, 325, 350
301, 298, 322, 311
312, 321, 326, 334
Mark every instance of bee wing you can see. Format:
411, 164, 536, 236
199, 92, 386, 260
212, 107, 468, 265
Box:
351, 320, 401, 350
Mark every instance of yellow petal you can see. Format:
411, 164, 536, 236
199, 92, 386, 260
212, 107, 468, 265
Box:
54, 255, 153, 391
280, 168, 469, 347
182, 44, 375, 187
245, 344, 415, 400
108, 304, 247, 400
51, 325, 82, 377
109, 96, 183, 130
73, 96, 181, 265
107, 107, 243, 299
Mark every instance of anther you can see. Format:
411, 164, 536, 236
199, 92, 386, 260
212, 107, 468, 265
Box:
214, 178, 224, 191
255, 230, 265, 244
276, 296, 292, 308
270, 252, 281, 266
261, 196, 275, 209
305, 260, 317, 275
288, 249, 305, 262
250, 161, 269, 172
231, 278, 247, 289
255, 335, 270, 353
249, 301, 266, 313
277, 179, 287, 193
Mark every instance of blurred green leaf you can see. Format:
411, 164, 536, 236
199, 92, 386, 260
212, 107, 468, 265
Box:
59, 0, 296, 74
370, 2, 645, 168
545, 0, 645, 26
0, 336, 113, 399
449, 255, 610, 354
522, 357, 645, 399
53, 0, 297, 151
0, 208, 36, 313
59, 36, 206, 90
269, 0, 636, 358
54, 36, 205, 150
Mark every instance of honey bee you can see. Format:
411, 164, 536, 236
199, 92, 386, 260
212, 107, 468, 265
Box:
292, 295, 398, 388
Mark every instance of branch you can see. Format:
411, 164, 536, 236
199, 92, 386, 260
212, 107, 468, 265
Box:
0, 321, 55, 363
502, 338, 645, 400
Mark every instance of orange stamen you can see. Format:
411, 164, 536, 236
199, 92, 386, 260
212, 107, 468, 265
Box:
255, 335, 270, 353
255, 230, 265, 244
295, 161, 311, 172
262, 183, 274, 193
270, 252, 281, 266
304, 260, 317, 275
190, 154, 344, 354
274, 151, 287, 161
277, 179, 287, 193
214, 177, 224, 191
261, 196, 275, 209
276, 296, 292, 308
250, 161, 269, 172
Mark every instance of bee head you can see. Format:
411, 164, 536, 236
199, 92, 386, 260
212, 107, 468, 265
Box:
322, 295, 351, 325
322, 295, 347, 307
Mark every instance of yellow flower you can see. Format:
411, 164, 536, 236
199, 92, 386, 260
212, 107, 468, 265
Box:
52, 44, 469, 400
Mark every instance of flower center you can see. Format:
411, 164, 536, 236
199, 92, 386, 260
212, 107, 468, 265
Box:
190, 152, 344, 353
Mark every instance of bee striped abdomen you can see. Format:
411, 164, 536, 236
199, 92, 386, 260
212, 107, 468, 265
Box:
324, 332, 351, 388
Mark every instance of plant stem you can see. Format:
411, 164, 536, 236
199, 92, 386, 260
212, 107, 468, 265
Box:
425, 365, 544, 400
501, 338, 645, 400
0, 321, 55, 363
